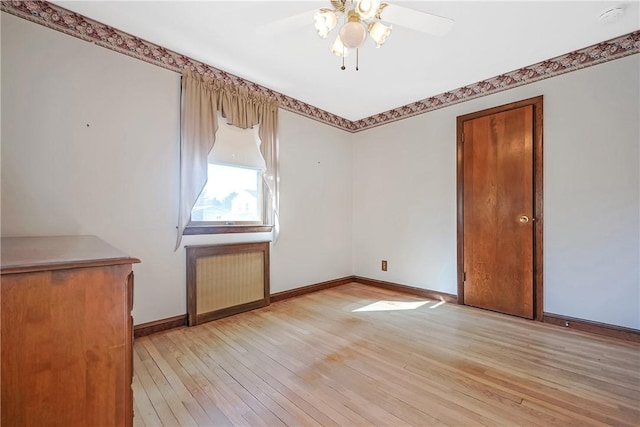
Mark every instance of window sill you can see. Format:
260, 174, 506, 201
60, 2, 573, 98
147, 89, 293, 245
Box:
183, 224, 273, 235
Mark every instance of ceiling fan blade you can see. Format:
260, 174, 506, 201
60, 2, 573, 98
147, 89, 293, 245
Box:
381, 4, 454, 36
256, 9, 316, 37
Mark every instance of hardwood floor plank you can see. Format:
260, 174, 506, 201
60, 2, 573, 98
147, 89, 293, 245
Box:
133, 282, 640, 426
175, 339, 265, 426
208, 326, 373, 426
178, 351, 251, 427
132, 402, 146, 427
133, 345, 180, 426
201, 348, 324, 426
286, 291, 537, 424
149, 333, 234, 426
131, 370, 162, 427
138, 339, 199, 426
264, 310, 496, 424
217, 322, 369, 425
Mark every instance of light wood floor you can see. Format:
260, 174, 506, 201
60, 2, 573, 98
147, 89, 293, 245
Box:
132, 283, 640, 426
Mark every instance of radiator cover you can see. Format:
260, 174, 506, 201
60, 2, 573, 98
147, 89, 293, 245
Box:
186, 242, 270, 326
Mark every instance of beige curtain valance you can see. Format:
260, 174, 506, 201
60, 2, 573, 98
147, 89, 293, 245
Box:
176, 70, 279, 249
184, 70, 278, 129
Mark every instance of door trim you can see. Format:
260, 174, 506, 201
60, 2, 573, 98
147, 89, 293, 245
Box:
456, 96, 544, 320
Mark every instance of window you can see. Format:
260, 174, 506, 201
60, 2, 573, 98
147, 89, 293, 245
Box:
191, 164, 262, 224
176, 71, 279, 248
185, 119, 272, 235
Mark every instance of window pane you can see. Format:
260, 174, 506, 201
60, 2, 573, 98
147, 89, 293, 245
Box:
191, 164, 261, 222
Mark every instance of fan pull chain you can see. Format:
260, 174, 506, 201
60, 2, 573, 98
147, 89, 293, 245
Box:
356, 48, 359, 71
341, 46, 346, 70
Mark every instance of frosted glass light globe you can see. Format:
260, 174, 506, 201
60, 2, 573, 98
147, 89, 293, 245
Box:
355, 0, 381, 20
369, 21, 392, 47
339, 21, 367, 48
314, 10, 337, 38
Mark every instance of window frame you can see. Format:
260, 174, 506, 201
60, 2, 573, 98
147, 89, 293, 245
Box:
183, 223, 273, 235
185, 164, 271, 236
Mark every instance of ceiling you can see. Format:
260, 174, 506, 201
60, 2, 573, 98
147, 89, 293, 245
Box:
51, 1, 639, 121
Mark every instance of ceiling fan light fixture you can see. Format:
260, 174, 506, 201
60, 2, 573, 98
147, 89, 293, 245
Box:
329, 35, 349, 57
314, 9, 338, 38
309, 1, 454, 70
368, 21, 392, 47
355, 0, 381, 20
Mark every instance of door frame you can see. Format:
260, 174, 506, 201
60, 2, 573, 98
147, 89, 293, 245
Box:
456, 96, 544, 321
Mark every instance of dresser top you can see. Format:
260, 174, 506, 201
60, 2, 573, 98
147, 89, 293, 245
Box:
1, 235, 140, 274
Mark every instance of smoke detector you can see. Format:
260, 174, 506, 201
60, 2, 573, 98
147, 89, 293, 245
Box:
598, 7, 624, 24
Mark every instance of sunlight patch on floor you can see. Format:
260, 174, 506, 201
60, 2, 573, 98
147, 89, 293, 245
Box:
352, 300, 430, 312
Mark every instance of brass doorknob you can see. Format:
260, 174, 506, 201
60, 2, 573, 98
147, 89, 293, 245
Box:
519, 215, 530, 224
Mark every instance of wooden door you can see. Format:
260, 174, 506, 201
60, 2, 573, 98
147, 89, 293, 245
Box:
458, 98, 542, 319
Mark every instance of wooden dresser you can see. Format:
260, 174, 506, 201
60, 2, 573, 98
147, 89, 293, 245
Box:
1, 235, 140, 427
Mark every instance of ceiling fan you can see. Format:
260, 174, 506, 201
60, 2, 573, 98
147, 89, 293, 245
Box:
258, 0, 454, 70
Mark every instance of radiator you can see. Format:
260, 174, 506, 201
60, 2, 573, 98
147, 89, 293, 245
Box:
186, 242, 270, 326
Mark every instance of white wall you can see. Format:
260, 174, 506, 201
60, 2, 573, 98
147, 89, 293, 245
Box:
271, 110, 353, 291
1, 13, 353, 324
351, 112, 458, 293
542, 55, 639, 329
353, 55, 640, 329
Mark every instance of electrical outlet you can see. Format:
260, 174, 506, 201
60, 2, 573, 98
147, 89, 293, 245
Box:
381, 260, 388, 271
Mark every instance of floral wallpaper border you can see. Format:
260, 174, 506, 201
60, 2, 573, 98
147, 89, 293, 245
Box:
355, 31, 640, 131
2, 1, 638, 133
